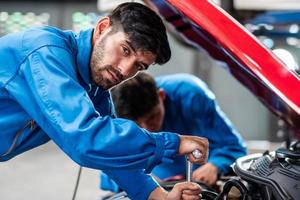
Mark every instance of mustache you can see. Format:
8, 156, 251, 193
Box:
102, 65, 124, 82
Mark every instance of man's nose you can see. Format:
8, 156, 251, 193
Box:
119, 58, 138, 79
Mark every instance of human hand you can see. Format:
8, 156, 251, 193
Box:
192, 163, 218, 186
166, 182, 202, 200
148, 182, 202, 200
178, 135, 209, 164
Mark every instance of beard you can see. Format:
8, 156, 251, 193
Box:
90, 37, 124, 90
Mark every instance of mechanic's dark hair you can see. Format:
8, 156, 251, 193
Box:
111, 72, 159, 120
108, 2, 171, 65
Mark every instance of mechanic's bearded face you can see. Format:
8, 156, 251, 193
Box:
90, 19, 156, 90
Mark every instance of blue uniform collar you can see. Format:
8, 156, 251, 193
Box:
76, 28, 93, 86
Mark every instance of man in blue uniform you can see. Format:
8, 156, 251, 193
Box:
101, 72, 246, 191
0, 3, 208, 200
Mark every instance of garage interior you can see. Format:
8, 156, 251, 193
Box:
0, 0, 299, 199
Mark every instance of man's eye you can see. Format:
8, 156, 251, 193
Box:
122, 46, 130, 56
136, 65, 144, 71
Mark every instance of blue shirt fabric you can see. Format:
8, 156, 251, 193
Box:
100, 73, 247, 194
0, 26, 180, 200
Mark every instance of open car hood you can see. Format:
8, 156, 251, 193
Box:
150, 0, 300, 136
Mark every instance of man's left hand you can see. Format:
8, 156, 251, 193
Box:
148, 182, 202, 200
192, 163, 218, 186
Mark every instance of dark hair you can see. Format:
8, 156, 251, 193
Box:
109, 2, 171, 65
111, 72, 159, 120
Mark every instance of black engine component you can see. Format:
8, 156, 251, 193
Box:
233, 143, 300, 200
104, 142, 300, 200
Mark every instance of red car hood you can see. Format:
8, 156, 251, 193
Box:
149, 0, 300, 136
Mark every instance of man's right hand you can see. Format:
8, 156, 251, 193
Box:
178, 135, 209, 164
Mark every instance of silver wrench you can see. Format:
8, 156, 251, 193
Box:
186, 149, 202, 182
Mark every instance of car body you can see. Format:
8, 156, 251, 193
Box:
149, 0, 300, 138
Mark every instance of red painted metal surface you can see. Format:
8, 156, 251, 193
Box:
150, 0, 300, 134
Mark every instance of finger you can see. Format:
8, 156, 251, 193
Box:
169, 182, 202, 200
172, 182, 190, 194
206, 175, 218, 186
202, 179, 210, 186
182, 193, 202, 200
188, 152, 206, 164
179, 136, 209, 158
174, 182, 201, 192
193, 174, 205, 182
188, 182, 202, 191
188, 140, 209, 164
182, 188, 202, 195
182, 187, 202, 195
182, 183, 203, 195
198, 176, 210, 185
192, 173, 202, 181
206, 179, 215, 187
188, 152, 207, 164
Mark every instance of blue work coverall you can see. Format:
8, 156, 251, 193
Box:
101, 73, 247, 192
0, 26, 180, 200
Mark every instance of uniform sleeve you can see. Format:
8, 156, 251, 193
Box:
187, 86, 247, 174
13, 46, 179, 171
103, 169, 159, 200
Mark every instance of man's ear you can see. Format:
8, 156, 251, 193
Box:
158, 88, 166, 101
93, 17, 111, 44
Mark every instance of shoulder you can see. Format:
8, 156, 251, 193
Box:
156, 73, 214, 98
22, 26, 77, 54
